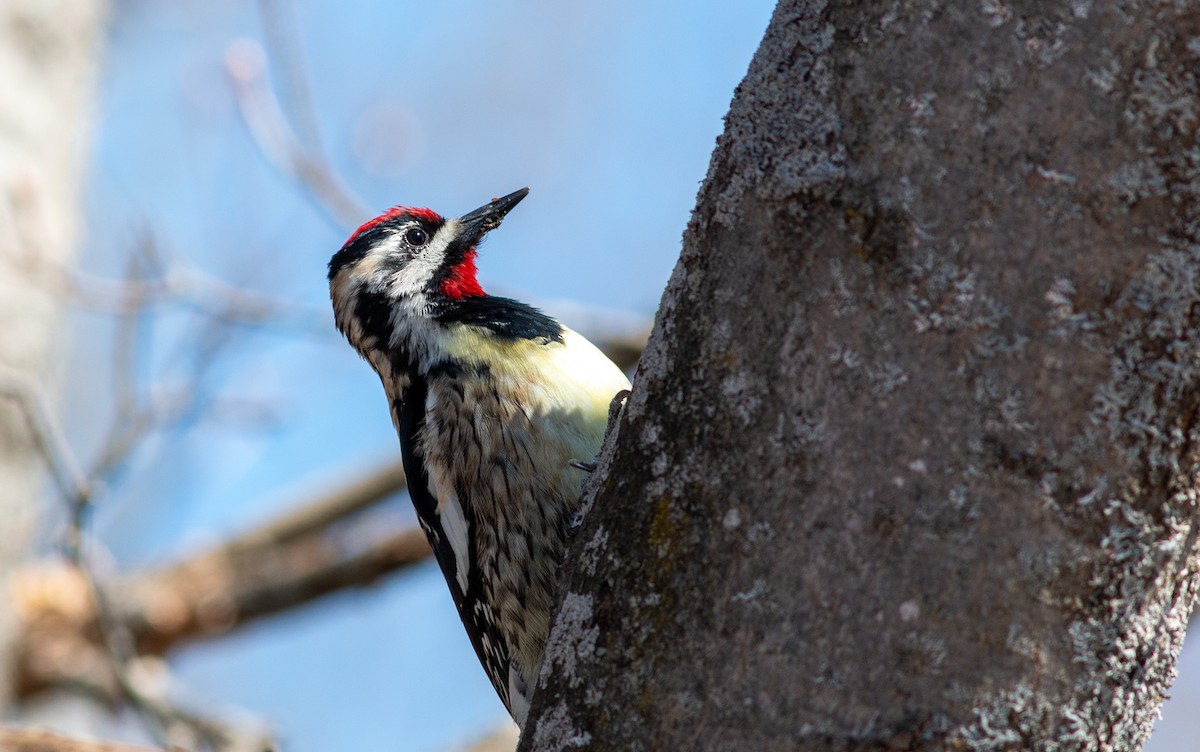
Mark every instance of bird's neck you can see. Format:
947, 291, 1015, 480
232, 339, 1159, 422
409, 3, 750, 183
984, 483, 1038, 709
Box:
334, 287, 438, 373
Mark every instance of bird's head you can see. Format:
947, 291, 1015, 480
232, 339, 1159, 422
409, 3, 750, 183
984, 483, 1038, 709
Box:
328, 188, 529, 354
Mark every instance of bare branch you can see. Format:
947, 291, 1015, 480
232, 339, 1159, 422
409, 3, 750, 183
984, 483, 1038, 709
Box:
14, 522, 427, 737
2, 341, 277, 748
593, 331, 649, 373
4, 232, 328, 333
16, 461, 421, 682
225, 39, 370, 228
455, 723, 520, 752
0, 366, 97, 561
0, 368, 93, 505
110, 459, 418, 652
255, 0, 325, 158
0, 726, 162, 752
232, 460, 408, 547
10, 562, 278, 752
114, 513, 430, 654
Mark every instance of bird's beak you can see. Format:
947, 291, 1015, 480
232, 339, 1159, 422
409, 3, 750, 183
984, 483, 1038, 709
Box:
458, 188, 530, 242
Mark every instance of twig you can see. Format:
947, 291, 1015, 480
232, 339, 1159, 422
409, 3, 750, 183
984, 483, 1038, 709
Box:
256, 0, 325, 158
1, 253, 280, 751
0, 366, 96, 562
13, 557, 278, 752
16, 461, 419, 679
0, 726, 162, 752
117, 522, 431, 654
456, 722, 520, 752
225, 38, 370, 228
111, 460, 418, 653
1, 366, 276, 749
593, 333, 649, 373
6, 238, 328, 333
233, 460, 408, 546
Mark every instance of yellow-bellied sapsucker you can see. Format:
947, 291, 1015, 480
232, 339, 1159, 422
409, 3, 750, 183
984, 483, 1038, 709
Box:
328, 188, 631, 727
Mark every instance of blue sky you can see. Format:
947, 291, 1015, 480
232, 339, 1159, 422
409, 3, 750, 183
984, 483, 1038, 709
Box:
68, 2, 776, 749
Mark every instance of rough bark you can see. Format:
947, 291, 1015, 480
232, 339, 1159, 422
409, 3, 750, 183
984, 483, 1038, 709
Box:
523, 2, 1200, 751
0, 0, 106, 708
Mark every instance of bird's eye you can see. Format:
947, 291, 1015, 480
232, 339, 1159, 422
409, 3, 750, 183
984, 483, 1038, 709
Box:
404, 227, 429, 247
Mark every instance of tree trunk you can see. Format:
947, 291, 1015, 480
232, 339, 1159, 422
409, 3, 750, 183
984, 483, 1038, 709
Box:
0, 0, 106, 707
522, 1, 1200, 750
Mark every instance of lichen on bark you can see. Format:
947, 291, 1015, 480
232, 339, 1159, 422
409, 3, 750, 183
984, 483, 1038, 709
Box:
523, 2, 1200, 750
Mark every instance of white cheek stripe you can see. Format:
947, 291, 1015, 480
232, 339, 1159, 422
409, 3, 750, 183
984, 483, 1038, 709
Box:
383, 218, 462, 298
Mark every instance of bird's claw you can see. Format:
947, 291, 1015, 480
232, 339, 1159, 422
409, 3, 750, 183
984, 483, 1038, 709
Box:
606, 389, 631, 438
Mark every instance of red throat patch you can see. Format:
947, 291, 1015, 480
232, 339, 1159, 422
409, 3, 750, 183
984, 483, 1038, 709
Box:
441, 249, 486, 300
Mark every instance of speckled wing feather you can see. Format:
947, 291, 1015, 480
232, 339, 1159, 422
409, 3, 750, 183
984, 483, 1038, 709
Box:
392, 373, 514, 710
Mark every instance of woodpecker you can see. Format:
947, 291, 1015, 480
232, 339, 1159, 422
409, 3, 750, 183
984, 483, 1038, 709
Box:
328, 188, 631, 727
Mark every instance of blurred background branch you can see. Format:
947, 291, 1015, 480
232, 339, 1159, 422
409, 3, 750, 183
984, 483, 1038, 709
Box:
225, 38, 368, 229
0, 726, 161, 752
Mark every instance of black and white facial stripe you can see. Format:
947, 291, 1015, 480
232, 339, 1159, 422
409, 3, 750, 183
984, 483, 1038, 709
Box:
329, 213, 467, 298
